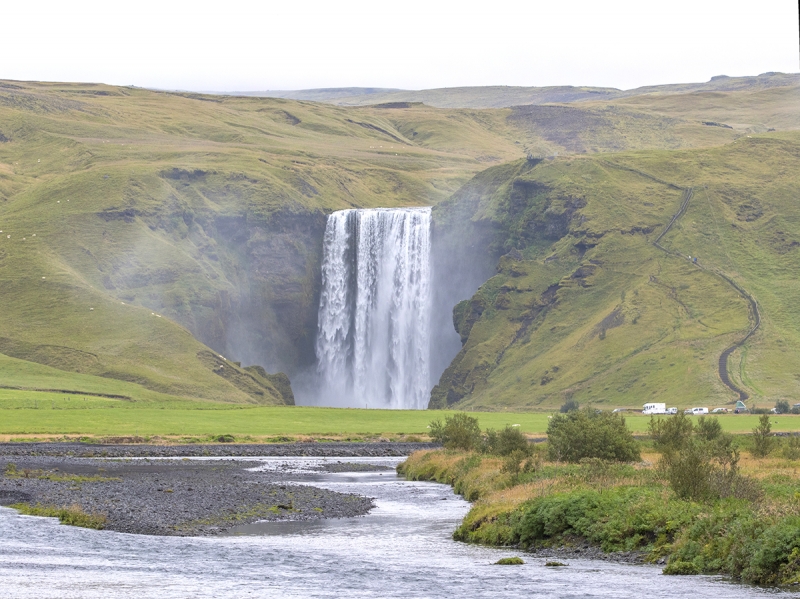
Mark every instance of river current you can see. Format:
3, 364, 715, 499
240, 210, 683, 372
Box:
0, 457, 791, 598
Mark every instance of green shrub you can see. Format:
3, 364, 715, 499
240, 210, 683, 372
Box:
429, 413, 482, 451
666, 439, 717, 500
516, 486, 698, 553
751, 414, 775, 458
649, 412, 693, 452
782, 436, 800, 460
501, 449, 540, 478
694, 416, 723, 442
775, 400, 790, 415
484, 425, 531, 456
743, 520, 800, 584
559, 399, 579, 413
546, 408, 640, 463
650, 415, 755, 502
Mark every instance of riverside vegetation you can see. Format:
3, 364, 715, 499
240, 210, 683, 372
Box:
399, 412, 800, 585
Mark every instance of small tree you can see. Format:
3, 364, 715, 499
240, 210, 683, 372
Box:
695, 416, 723, 442
650, 415, 751, 501
547, 408, 640, 463
559, 399, 580, 413
751, 413, 775, 458
429, 413, 482, 451
484, 425, 531, 456
649, 412, 694, 453
775, 400, 790, 415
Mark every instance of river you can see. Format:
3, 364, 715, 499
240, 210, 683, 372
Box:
0, 457, 791, 598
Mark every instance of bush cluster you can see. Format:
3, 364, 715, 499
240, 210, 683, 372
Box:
649, 413, 759, 501
546, 408, 640, 463
428, 414, 534, 457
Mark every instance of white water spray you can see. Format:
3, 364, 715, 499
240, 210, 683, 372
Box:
314, 208, 432, 409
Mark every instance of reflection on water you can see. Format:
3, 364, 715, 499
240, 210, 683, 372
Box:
0, 457, 790, 598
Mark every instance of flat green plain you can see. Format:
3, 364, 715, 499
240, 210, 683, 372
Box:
1, 404, 798, 437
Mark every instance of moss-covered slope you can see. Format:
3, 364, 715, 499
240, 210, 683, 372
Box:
431, 133, 800, 410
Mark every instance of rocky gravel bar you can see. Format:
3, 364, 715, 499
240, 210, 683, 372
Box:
0, 441, 438, 458
0, 443, 436, 536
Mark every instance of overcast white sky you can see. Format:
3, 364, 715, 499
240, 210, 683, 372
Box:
3, 0, 798, 91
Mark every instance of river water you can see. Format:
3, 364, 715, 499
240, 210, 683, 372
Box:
0, 457, 792, 598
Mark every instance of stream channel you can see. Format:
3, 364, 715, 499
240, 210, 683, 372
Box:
0, 456, 793, 598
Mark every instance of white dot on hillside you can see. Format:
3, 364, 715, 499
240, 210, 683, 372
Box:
42, 277, 46, 279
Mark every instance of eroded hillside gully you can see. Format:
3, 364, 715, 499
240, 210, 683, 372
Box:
0, 450, 777, 598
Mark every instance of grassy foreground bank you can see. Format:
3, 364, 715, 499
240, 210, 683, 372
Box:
399, 446, 800, 585
2, 403, 800, 440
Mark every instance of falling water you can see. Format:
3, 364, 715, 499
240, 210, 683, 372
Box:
315, 208, 432, 409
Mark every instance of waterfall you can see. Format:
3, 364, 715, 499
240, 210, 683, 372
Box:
314, 207, 432, 409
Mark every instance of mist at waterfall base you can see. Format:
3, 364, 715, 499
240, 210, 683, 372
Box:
293, 205, 495, 409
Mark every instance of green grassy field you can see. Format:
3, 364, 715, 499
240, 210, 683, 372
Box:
1, 402, 798, 439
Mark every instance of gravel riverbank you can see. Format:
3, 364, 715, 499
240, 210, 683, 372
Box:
0, 443, 435, 536
0, 441, 438, 458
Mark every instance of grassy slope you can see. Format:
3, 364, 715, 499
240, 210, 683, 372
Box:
431, 133, 800, 410
0, 78, 798, 408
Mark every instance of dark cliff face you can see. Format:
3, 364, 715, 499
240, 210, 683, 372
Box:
100, 203, 327, 383
209, 211, 327, 375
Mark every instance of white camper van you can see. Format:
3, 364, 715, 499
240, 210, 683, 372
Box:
642, 403, 667, 415
691, 407, 709, 415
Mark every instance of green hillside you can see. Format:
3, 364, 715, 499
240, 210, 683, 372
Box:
0, 77, 798, 409
253, 73, 800, 109
430, 132, 800, 410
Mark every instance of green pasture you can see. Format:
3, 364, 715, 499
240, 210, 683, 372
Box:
1, 402, 798, 438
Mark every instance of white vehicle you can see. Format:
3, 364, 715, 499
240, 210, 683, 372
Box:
643, 403, 667, 415
667, 407, 678, 415
691, 407, 709, 415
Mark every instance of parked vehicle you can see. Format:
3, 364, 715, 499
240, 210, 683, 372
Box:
667, 407, 678, 415
691, 407, 709, 415
642, 403, 667, 415
711, 408, 729, 414
684, 408, 693, 415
